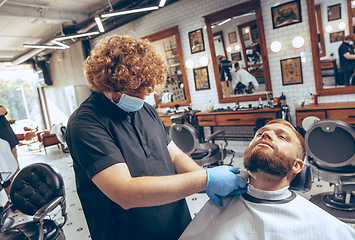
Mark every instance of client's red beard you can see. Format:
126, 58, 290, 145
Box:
244, 142, 295, 178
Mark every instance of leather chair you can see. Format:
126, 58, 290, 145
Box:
0, 163, 67, 239
305, 119, 355, 223
169, 115, 229, 167
38, 131, 61, 154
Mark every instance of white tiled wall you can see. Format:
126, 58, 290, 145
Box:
90, 0, 355, 153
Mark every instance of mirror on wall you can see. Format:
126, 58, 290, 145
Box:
204, 0, 272, 103
143, 26, 191, 108
309, 0, 355, 96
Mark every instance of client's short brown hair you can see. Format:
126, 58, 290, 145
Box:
265, 119, 306, 160
84, 35, 167, 94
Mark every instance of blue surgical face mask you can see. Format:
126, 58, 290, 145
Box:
349, 41, 354, 45
109, 93, 144, 112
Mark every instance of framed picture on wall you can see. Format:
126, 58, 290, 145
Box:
251, 25, 259, 42
193, 66, 210, 91
243, 33, 250, 41
271, 0, 302, 29
328, 4, 341, 21
188, 28, 205, 54
280, 57, 303, 86
228, 32, 237, 44
231, 52, 242, 61
330, 31, 345, 43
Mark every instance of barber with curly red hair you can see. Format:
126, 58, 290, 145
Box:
66, 36, 247, 240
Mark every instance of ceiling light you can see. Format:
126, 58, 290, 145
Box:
325, 25, 333, 32
270, 41, 282, 52
338, 22, 346, 30
101, 6, 159, 18
235, 45, 240, 51
227, 47, 232, 52
292, 36, 305, 48
54, 32, 100, 41
95, 16, 105, 32
185, 59, 194, 69
159, 0, 167, 7
51, 40, 70, 49
23, 44, 66, 49
245, 28, 249, 33
217, 18, 231, 26
199, 56, 209, 66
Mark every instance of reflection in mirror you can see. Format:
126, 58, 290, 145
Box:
310, 0, 355, 95
204, 0, 272, 103
151, 37, 186, 104
213, 32, 227, 57
315, 4, 326, 57
210, 9, 266, 98
143, 26, 191, 108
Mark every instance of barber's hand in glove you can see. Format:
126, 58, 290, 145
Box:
206, 166, 248, 206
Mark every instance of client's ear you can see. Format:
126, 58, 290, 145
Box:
291, 158, 304, 174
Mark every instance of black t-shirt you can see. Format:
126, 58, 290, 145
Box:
338, 42, 355, 71
219, 60, 232, 81
66, 92, 191, 240
0, 105, 19, 149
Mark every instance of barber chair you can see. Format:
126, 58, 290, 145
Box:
169, 115, 229, 167
50, 123, 69, 153
0, 163, 67, 239
305, 119, 355, 223
0, 139, 18, 232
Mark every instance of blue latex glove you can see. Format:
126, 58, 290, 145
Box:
206, 166, 248, 206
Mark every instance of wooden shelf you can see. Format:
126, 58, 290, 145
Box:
167, 55, 179, 60
169, 63, 180, 68
165, 47, 177, 52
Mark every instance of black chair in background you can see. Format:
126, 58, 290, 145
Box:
0, 163, 67, 239
170, 115, 231, 167
305, 119, 355, 223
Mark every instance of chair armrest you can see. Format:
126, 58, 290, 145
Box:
33, 196, 65, 223
206, 130, 226, 142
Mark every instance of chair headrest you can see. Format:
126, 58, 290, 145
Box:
289, 165, 312, 192
305, 119, 355, 171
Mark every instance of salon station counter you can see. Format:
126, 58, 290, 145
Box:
295, 102, 355, 126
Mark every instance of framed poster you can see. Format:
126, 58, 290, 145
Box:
188, 28, 205, 54
231, 52, 242, 61
271, 0, 302, 29
330, 31, 345, 43
193, 66, 210, 90
280, 57, 303, 86
243, 33, 250, 41
228, 32, 237, 44
251, 25, 259, 42
328, 4, 341, 21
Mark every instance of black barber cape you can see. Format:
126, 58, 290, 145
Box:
66, 92, 191, 240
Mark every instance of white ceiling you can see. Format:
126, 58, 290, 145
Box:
0, 0, 112, 64
0, 0, 174, 66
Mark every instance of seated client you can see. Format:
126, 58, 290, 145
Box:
179, 119, 355, 240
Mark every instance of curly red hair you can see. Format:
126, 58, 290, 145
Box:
84, 35, 167, 94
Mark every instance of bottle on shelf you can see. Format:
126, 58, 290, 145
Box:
259, 98, 263, 109
280, 92, 286, 106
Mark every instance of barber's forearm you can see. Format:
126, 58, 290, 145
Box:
111, 170, 207, 209
173, 151, 202, 174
